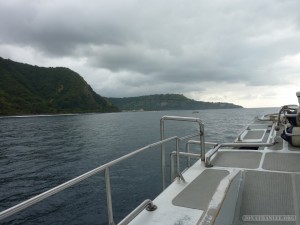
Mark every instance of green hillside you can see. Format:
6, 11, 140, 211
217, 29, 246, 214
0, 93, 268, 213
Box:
0, 57, 119, 115
109, 94, 243, 111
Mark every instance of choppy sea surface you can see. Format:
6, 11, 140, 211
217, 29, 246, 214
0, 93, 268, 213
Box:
0, 108, 277, 225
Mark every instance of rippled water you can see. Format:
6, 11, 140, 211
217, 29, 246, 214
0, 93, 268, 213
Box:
0, 108, 277, 225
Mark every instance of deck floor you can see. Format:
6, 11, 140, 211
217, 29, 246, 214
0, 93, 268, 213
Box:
208, 140, 300, 225
235, 170, 297, 225
212, 151, 262, 169
263, 153, 300, 172
172, 169, 229, 210
129, 119, 300, 225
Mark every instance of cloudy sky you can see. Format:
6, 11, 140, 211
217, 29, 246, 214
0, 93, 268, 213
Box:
1, 0, 300, 108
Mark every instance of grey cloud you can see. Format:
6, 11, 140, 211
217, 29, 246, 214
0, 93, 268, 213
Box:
0, 0, 137, 55
1, 0, 300, 101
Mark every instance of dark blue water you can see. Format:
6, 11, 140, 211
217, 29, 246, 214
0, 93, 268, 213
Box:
0, 108, 277, 225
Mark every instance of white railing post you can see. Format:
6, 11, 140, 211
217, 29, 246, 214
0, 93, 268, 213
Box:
105, 168, 115, 225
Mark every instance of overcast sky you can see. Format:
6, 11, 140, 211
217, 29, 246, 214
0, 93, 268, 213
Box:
1, 0, 300, 108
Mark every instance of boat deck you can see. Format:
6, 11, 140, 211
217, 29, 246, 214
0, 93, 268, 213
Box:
1, 111, 299, 225
129, 119, 300, 225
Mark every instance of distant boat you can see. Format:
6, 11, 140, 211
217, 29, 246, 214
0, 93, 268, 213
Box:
192, 111, 199, 113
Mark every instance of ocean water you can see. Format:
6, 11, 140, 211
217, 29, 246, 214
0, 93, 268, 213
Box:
0, 108, 277, 225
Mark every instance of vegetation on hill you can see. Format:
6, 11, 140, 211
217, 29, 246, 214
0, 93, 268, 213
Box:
109, 94, 243, 111
0, 57, 243, 115
0, 57, 119, 115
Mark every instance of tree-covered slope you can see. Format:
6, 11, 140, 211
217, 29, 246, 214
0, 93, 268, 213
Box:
0, 57, 119, 115
109, 94, 243, 111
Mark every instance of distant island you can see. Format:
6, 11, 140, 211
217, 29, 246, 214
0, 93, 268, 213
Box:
109, 94, 243, 111
0, 57, 242, 116
0, 57, 119, 115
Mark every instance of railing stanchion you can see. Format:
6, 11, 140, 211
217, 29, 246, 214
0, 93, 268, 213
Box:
161, 116, 204, 183
176, 138, 180, 178
186, 142, 191, 167
170, 152, 175, 182
105, 168, 115, 225
160, 118, 166, 190
200, 124, 205, 161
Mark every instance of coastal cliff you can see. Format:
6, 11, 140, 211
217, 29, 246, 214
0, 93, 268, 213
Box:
0, 57, 119, 115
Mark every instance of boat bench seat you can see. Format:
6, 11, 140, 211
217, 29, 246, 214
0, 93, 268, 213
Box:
215, 170, 299, 225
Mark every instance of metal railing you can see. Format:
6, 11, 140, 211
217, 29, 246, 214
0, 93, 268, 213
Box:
186, 140, 218, 167
170, 151, 201, 181
0, 115, 205, 225
205, 142, 275, 167
0, 137, 176, 224
205, 117, 278, 167
118, 199, 157, 225
169, 140, 219, 181
275, 104, 298, 131
160, 116, 205, 189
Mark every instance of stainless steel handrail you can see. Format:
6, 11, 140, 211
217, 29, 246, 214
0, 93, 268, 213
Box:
1, 115, 207, 224
206, 121, 277, 167
284, 125, 300, 136
178, 132, 201, 141
186, 140, 218, 167
171, 140, 217, 182
160, 116, 205, 190
117, 199, 157, 225
275, 105, 298, 131
258, 113, 278, 121
170, 151, 201, 181
205, 142, 275, 167
176, 133, 202, 182
0, 136, 177, 223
